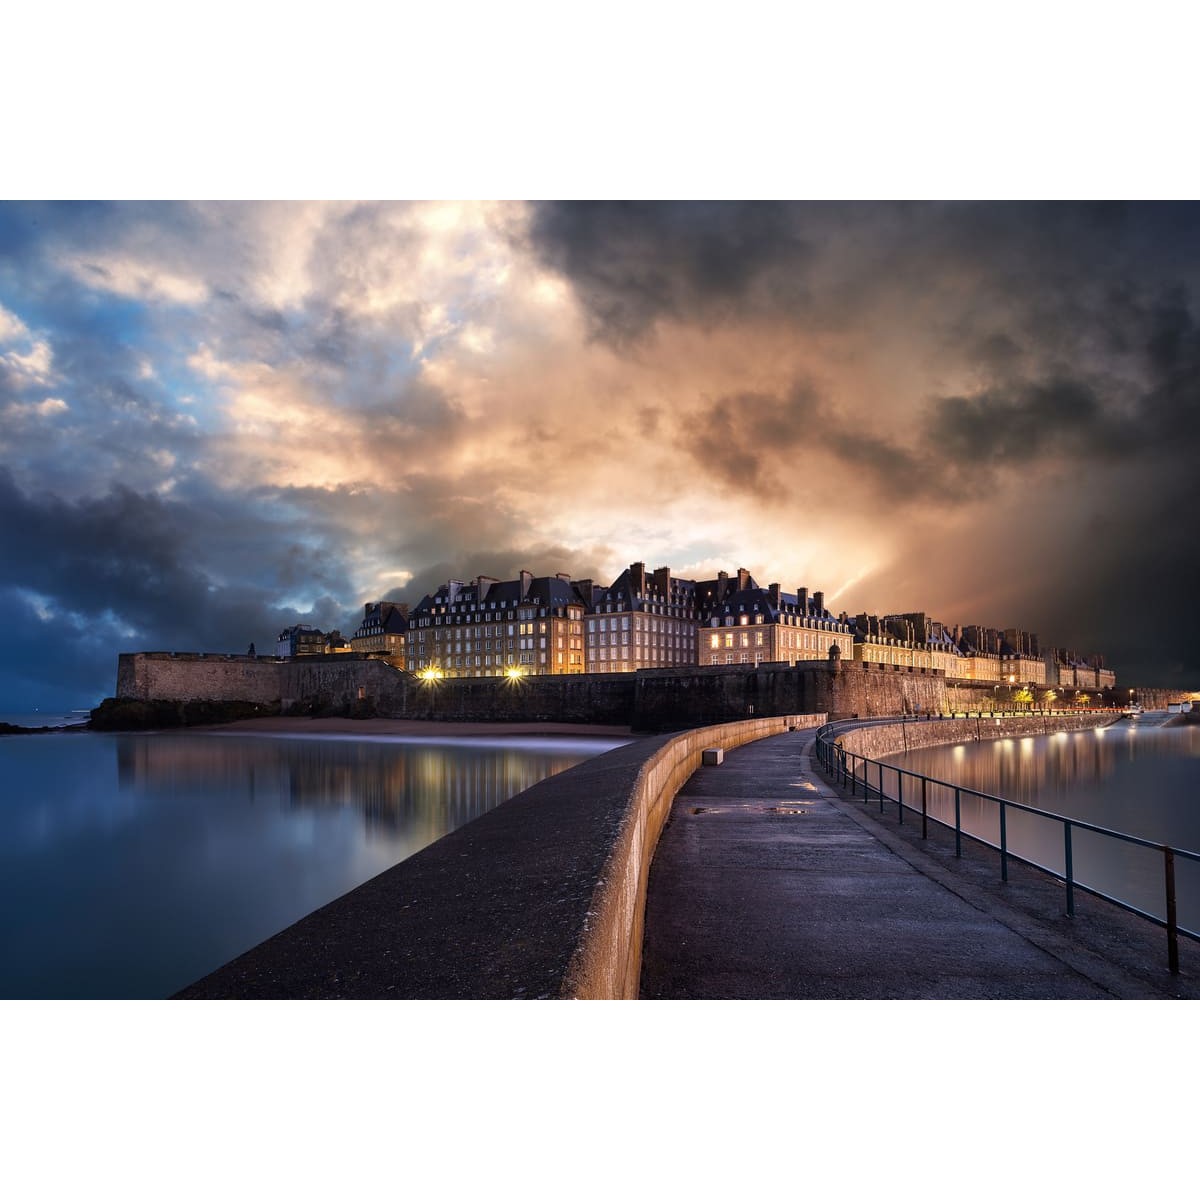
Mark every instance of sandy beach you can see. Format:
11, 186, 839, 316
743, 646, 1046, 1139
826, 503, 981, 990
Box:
198, 716, 638, 739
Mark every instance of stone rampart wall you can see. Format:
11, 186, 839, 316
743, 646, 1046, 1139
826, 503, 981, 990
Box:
634, 660, 946, 729
117, 652, 285, 704
830, 712, 1119, 762
115, 652, 950, 727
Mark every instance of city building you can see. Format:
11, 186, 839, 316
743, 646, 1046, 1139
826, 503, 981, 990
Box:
583, 562, 699, 673
1045, 649, 1116, 692
350, 601, 409, 666
276, 624, 326, 657
407, 572, 586, 677
697, 582, 852, 667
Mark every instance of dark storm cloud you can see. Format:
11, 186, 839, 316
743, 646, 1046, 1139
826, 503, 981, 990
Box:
930, 379, 1134, 464
0, 469, 354, 702
682, 379, 935, 503
527, 201, 816, 343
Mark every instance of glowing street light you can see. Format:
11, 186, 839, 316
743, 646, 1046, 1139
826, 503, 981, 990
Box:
418, 666, 444, 682
504, 666, 526, 682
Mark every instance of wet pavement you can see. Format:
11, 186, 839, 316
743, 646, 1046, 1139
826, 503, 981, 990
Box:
640, 730, 1198, 999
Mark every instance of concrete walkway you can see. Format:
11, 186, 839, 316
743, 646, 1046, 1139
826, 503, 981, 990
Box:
640, 730, 1198, 999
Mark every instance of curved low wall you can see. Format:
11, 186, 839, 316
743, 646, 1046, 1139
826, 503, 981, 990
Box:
176, 712, 825, 1000
830, 712, 1119, 761
563, 713, 826, 998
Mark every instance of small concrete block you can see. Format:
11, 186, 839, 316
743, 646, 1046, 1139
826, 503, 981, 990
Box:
702, 748, 724, 766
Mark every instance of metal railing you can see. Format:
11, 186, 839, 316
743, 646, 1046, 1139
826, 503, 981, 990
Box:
814, 721, 1200, 974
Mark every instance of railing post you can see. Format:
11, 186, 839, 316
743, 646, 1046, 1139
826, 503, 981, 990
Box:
954, 787, 962, 857
850, 754, 857, 796
999, 801, 1008, 883
898, 770, 904, 825
1165, 847, 1180, 976
1064, 823, 1075, 916
921, 776, 928, 839
879, 761, 885, 813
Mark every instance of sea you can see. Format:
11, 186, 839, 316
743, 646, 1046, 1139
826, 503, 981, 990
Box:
1, 711, 93, 728
0, 726, 627, 999
880, 720, 1200, 934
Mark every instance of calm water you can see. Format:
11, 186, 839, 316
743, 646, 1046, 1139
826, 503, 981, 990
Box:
881, 723, 1200, 932
0, 730, 625, 999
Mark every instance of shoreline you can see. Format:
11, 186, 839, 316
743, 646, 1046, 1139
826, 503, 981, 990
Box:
195, 716, 639, 739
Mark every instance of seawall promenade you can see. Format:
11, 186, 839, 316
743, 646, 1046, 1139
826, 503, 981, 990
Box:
176, 709, 1196, 1000
177, 713, 825, 999
642, 721, 1197, 998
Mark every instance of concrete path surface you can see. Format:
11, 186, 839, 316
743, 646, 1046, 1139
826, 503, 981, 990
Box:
640, 730, 1198, 999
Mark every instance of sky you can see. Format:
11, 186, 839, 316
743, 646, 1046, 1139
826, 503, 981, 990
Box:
2, 199, 1199, 707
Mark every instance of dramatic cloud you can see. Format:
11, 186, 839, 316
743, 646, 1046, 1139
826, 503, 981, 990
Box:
1, 200, 1198, 706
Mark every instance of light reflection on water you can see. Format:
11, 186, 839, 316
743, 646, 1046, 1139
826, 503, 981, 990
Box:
881, 724, 1200, 933
0, 730, 625, 999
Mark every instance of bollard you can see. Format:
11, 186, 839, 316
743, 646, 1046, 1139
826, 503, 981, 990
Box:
1064, 823, 1075, 917
1165, 847, 1179, 975
999, 801, 1008, 883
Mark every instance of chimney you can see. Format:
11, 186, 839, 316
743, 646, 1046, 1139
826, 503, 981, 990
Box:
813, 590, 825, 617
630, 562, 647, 596
717, 570, 730, 601
475, 575, 499, 600
556, 572, 571, 583
798, 587, 809, 617
737, 567, 750, 591
519, 569, 533, 599
768, 582, 782, 608
652, 565, 671, 597
574, 579, 595, 608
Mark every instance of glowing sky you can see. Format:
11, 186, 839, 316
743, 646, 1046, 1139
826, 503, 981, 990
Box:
2, 200, 1198, 706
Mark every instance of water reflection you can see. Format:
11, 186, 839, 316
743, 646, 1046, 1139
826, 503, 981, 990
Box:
0, 731, 624, 999
882, 725, 1200, 933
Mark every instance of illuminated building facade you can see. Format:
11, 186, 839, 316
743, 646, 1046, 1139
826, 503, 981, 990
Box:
407, 572, 586, 678
698, 582, 852, 667
276, 624, 326, 657
350, 601, 409, 666
582, 562, 699, 673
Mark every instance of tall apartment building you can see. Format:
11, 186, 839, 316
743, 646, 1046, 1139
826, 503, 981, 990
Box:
350, 601, 409, 666
582, 562, 699, 673
407, 571, 586, 677
697, 582, 852, 667
848, 611, 962, 672
1045, 649, 1116, 692
878, 612, 965, 675
1000, 628, 1046, 686
276, 624, 326, 657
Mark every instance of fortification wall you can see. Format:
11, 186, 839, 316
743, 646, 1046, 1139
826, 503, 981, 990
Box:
117, 653, 285, 704
633, 661, 946, 730
831, 711, 1118, 761
115, 653, 949, 727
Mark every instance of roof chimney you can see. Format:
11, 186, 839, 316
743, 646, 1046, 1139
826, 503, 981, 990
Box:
519, 569, 533, 598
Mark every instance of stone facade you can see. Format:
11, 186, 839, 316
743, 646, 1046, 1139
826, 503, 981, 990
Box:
407, 573, 586, 678
116, 651, 947, 730
117, 652, 286, 703
697, 582, 853, 668
582, 562, 698, 673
